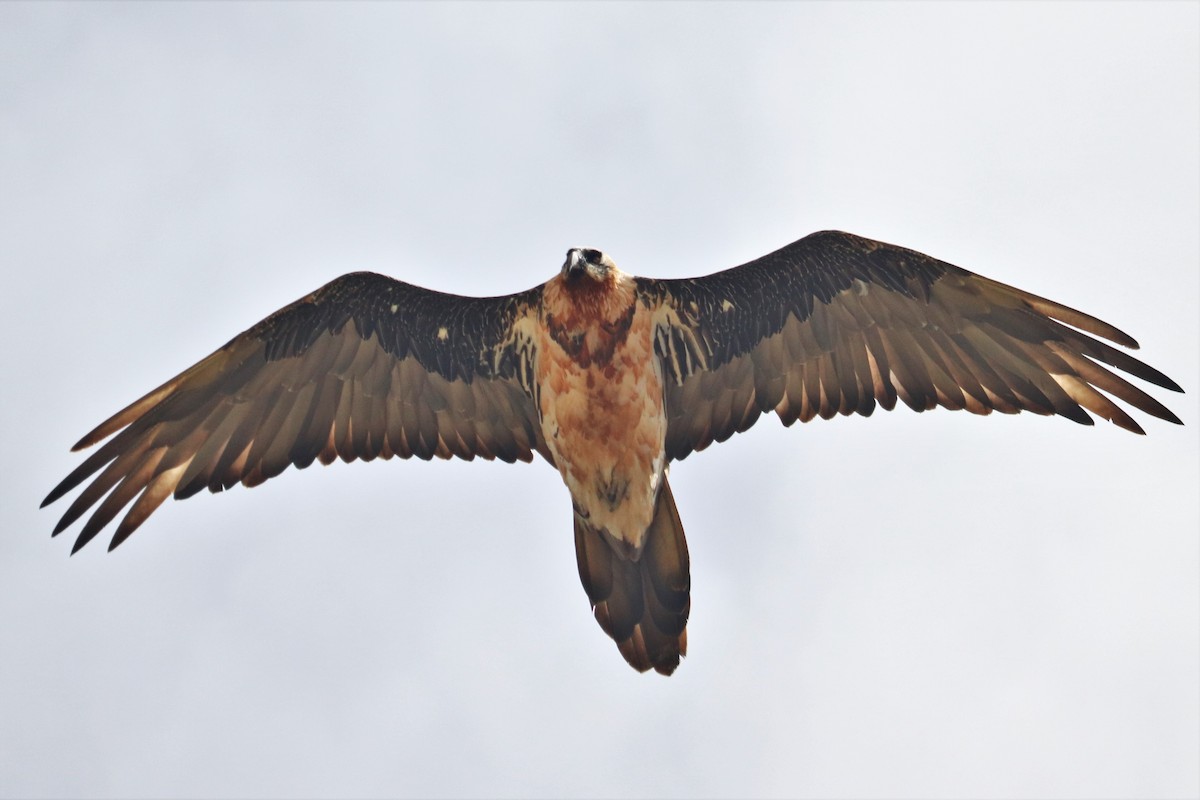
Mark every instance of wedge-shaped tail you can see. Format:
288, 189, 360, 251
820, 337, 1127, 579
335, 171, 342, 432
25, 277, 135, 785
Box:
574, 478, 691, 675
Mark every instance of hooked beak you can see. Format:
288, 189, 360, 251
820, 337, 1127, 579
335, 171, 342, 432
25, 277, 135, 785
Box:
562, 248, 586, 279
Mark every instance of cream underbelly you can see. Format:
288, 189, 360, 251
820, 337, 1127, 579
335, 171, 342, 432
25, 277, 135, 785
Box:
538, 342, 667, 554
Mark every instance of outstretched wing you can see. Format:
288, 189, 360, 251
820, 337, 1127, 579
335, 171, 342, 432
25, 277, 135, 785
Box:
640, 230, 1183, 461
43, 272, 546, 552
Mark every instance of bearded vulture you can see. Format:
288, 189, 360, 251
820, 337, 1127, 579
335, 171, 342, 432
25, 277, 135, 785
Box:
42, 230, 1183, 675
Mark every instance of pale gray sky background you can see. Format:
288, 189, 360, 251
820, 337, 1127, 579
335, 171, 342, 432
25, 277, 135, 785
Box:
1, 3, 1197, 798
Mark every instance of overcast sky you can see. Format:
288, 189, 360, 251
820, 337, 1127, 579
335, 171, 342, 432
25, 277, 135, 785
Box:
1, 3, 1197, 799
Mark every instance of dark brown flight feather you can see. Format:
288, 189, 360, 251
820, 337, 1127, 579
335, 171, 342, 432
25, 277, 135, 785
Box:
574, 478, 690, 675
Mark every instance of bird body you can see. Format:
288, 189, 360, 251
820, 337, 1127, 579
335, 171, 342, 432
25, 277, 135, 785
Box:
538, 250, 687, 672
43, 231, 1183, 675
539, 254, 666, 555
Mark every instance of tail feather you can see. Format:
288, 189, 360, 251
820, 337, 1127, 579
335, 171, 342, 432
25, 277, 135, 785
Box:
574, 477, 691, 675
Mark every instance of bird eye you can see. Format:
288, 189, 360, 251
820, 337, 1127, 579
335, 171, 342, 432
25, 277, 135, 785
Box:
582, 249, 602, 264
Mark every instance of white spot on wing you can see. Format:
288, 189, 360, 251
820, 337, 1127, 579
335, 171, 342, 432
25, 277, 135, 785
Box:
390, 303, 399, 313
721, 299, 734, 312
437, 327, 449, 341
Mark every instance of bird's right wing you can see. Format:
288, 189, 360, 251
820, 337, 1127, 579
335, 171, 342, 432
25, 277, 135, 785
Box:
43, 272, 547, 552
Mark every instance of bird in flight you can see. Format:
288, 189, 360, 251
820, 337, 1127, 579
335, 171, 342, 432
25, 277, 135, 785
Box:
43, 230, 1183, 675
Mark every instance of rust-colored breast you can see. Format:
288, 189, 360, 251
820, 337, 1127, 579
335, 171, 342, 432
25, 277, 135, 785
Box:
536, 273, 667, 553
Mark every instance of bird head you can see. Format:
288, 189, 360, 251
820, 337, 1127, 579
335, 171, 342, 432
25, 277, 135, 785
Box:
562, 247, 614, 283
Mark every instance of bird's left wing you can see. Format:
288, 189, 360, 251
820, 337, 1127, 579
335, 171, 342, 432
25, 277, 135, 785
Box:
43, 272, 546, 552
639, 231, 1183, 462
